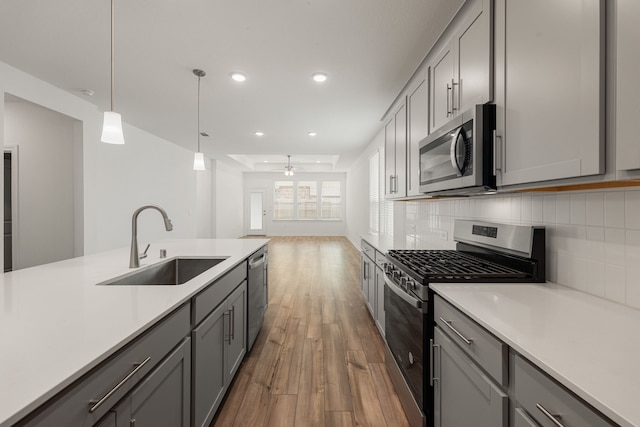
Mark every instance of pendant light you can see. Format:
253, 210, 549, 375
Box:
284, 155, 294, 176
193, 69, 206, 171
101, 0, 125, 144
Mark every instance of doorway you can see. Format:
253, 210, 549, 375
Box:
3, 147, 18, 272
247, 188, 266, 235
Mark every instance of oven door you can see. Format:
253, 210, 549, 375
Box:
384, 273, 429, 413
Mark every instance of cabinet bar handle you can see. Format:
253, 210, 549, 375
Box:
536, 403, 565, 427
130, 420, 136, 427
88, 357, 151, 413
446, 84, 452, 116
439, 317, 473, 345
451, 79, 458, 112
224, 311, 231, 344
429, 339, 439, 386
230, 305, 235, 341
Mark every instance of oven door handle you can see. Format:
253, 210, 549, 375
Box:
384, 274, 424, 311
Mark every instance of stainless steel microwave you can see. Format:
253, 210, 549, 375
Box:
419, 104, 496, 195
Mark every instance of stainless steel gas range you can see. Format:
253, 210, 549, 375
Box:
383, 219, 545, 426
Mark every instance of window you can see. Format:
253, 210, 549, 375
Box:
274, 181, 294, 219
321, 181, 341, 219
297, 181, 318, 219
273, 180, 342, 220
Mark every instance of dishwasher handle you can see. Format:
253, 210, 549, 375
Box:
249, 253, 267, 269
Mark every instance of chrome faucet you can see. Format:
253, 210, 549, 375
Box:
130, 205, 173, 268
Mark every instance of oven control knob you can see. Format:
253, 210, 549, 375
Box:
400, 277, 407, 289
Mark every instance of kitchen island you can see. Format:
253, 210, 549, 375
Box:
0, 238, 268, 427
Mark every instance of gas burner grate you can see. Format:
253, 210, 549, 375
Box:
388, 249, 529, 281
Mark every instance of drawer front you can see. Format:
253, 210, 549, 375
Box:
361, 240, 375, 260
21, 304, 190, 426
514, 355, 614, 427
193, 261, 247, 326
434, 295, 508, 386
375, 250, 386, 269
514, 408, 539, 427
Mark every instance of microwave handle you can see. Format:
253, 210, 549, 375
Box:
493, 130, 502, 176
449, 129, 464, 177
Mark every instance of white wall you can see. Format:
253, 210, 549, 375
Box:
92, 121, 202, 251
4, 98, 78, 268
244, 171, 347, 236
346, 129, 384, 247
214, 160, 244, 238
0, 61, 215, 265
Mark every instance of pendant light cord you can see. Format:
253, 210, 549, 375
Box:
197, 74, 201, 152
110, 0, 115, 112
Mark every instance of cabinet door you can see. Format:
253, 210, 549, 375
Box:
407, 73, 428, 197
192, 302, 228, 427
117, 338, 191, 427
514, 408, 538, 427
616, 0, 640, 171
431, 45, 455, 131
225, 281, 247, 385
394, 103, 407, 198
433, 327, 507, 427
375, 266, 385, 335
455, 0, 492, 113
384, 116, 396, 198
367, 259, 376, 317
361, 255, 373, 315
95, 412, 116, 427
495, 0, 604, 186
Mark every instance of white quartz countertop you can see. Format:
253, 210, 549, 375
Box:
0, 238, 268, 427
431, 282, 640, 427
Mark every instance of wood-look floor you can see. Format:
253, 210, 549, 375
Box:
212, 236, 410, 427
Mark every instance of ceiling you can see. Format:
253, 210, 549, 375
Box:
0, 0, 464, 172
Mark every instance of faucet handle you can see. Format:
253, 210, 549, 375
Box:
140, 243, 150, 260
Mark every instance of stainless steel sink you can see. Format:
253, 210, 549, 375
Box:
99, 257, 228, 286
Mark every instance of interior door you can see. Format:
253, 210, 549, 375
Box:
247, 188, 266, 235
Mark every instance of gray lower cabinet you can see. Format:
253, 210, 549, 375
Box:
433, 327, 508, 427
514, 355, 614, 427
192, 281, 247, 427
111, 337, 191, 427
95, 412, 116, 427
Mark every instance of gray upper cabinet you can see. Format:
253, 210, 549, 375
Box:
616, 0, 640, 172
494, 0, 605, 187
407, 69, 428, 197
430, 0, 493, 132
384, 101, 407, 199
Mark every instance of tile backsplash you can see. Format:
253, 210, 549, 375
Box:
396, 188, 640, 310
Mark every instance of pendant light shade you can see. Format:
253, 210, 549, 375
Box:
193, 69, 206, 171
193, 152, 205, 171
101, 0, 125, 144
101, 111, 125, 144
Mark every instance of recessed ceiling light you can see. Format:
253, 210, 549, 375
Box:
312, 72, 328, 83
316, 160, 321, 163
308, 131, 317, 137
80, 89, 95, 96
264, 160, 269, 163
254, 131, 264, 136
230, 72, 247, 82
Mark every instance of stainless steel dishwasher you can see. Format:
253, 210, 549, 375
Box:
247, 245, 268, 351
